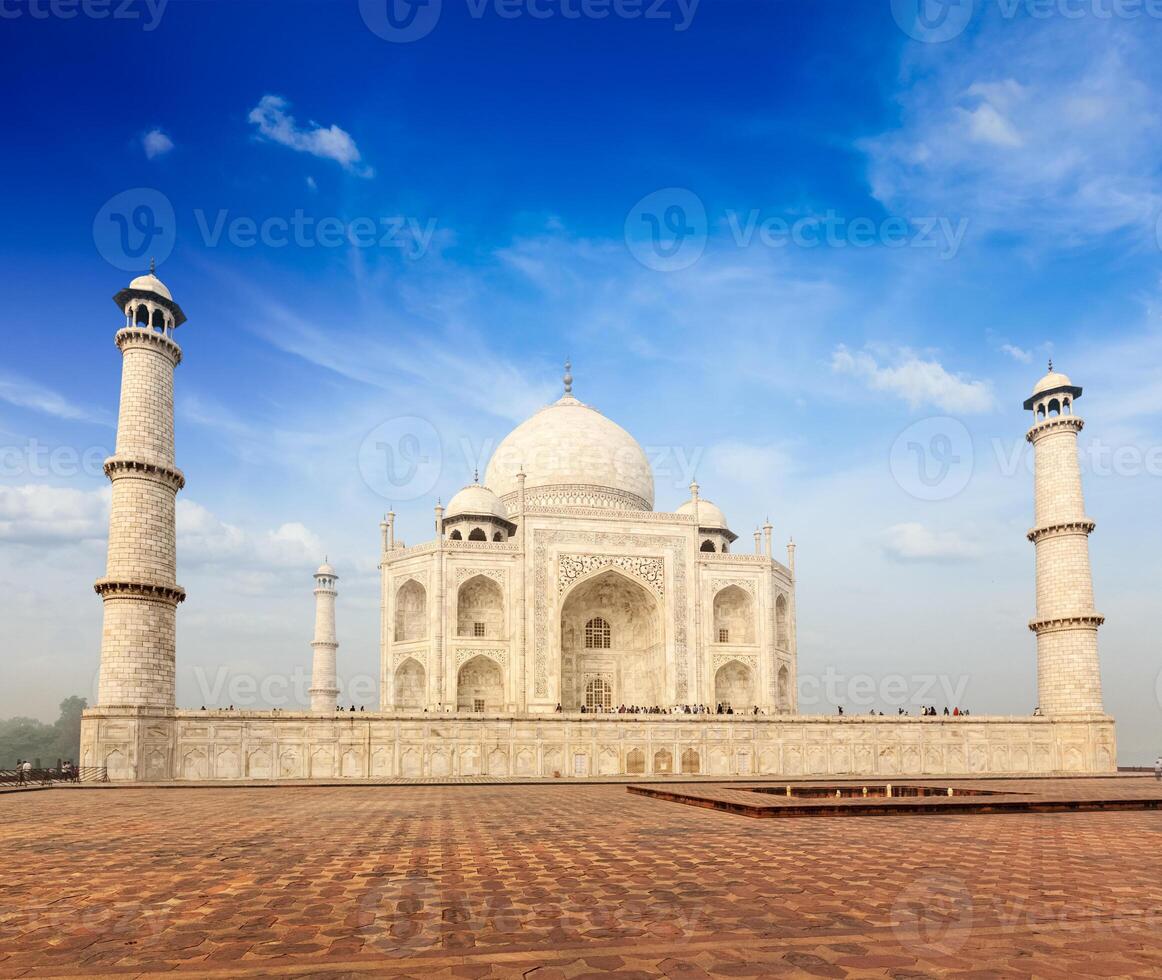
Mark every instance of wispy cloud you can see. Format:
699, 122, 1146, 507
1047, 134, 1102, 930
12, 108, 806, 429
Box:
881, 522, 983, 563
1000, 343, 1032, 363
0, 373, 107, 424
831, 345, 995, 414
247, 95, 373, 177
142, 128, 174, 159
862, 17, 1162, 248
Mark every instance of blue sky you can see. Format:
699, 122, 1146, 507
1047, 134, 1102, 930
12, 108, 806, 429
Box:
1, 0, 1161, 760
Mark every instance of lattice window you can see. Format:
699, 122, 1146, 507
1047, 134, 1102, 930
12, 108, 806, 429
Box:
585, 617, 611, 649
718, 628, 729, 643
473, 698, 484, 713
585, 678, 612, 710
474, 621, 485, 637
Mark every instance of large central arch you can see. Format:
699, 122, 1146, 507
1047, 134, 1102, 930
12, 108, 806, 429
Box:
559, 568, 664, 709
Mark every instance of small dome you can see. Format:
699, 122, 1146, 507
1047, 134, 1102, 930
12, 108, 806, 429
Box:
1033, 369, 1072, 396
316, 562, 337, 577
446, 482, 508, 521
677, 498, 728, 529
127, 271, 173, 302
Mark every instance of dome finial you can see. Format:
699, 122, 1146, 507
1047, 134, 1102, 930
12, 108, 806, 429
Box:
473, 467, 479, 483
150, 256, 156, 275
563, 358, 573, 395
1047, 358, 1053, 373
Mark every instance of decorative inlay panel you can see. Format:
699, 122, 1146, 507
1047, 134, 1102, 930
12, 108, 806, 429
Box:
455, 647, 508, 669
558, 554, 665, 597
454, 567, 507, 588
713, 653, 758, 672
710, 578, 756, 597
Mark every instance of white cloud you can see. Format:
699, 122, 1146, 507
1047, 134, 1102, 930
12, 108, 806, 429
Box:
0, 485, 109, 544
881, 522, 983, 563
0, 373, 106, 423
1000, 343, 1032, 363
305, 175, 317, 191
831, 345, 995, 414
247, 95, 373, 177
863, 18, 1162, 247
142, 128, 174, 159
177, 500, 324, 570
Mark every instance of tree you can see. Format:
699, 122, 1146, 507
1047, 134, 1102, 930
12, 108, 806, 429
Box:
0, 696, 87, 769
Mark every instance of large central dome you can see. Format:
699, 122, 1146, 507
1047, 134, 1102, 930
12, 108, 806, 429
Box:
484, 384, 654, 512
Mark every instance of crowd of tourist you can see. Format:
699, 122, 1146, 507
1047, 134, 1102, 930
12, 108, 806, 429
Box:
557, 703, 768, 715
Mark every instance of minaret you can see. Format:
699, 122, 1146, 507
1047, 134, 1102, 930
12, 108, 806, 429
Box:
95, 264, 187, 709
309, 561, 340, 712
1024, 363, 1104, 716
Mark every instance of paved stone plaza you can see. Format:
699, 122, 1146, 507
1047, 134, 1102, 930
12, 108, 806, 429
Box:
3, 779, 1162, 977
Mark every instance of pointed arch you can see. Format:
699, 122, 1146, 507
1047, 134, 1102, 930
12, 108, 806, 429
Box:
457, 654, 504, 712
713, 584, 755, 644
394, 579, 427, 642
395, 657, 425, 709
714, 659, 754, 710
560, 568, 664, 710
457, 573, 504, 638
776, 593, 789, 648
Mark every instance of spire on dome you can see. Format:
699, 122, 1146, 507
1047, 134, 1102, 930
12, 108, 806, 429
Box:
1048, 358, 1053, 372
150, 256, 156, 275
563, 359, 573, 395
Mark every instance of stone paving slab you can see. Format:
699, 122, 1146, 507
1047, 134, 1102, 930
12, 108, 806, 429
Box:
2, 779, 1161, 977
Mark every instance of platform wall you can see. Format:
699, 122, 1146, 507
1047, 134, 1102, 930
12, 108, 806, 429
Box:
80, 709, 1117, 781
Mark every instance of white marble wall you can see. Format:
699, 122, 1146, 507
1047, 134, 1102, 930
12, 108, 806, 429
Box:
80, 710, 1117, 781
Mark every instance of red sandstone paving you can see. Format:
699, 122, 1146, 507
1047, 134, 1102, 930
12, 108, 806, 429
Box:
1, 779, 1161, 977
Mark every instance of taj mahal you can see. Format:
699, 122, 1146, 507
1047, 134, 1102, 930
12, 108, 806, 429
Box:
80, 268, 1118, 781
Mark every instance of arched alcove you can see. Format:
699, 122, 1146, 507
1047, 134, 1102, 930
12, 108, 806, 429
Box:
394, 580, 427, 642
714, 660, 754, 710
560, 570, 662, 709
713, 585, 755, 644
457, 574, 504, 638
456, 655, 504, 712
